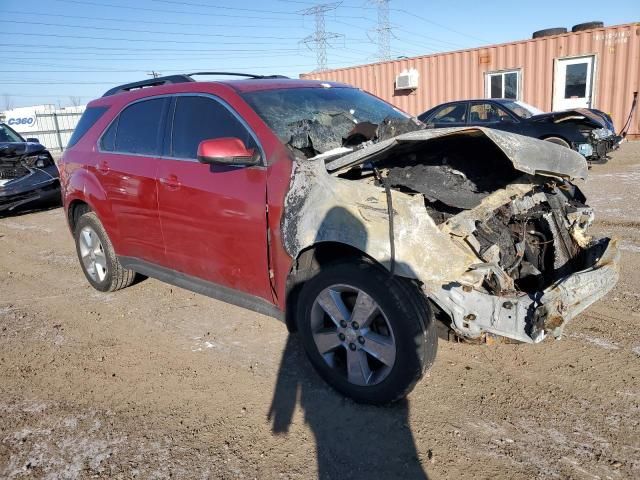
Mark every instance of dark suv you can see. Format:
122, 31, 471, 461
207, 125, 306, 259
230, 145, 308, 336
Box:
60, 73, 618, 404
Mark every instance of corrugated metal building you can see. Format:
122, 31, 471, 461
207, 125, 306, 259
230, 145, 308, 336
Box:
301, 23, 640, 138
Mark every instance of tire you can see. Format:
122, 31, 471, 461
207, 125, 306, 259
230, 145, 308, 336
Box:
543, 136, 571, 149
532, 27, 567, 39
296, 259, 438, 404
572, 22, 603, 32
74, 211, 136, 292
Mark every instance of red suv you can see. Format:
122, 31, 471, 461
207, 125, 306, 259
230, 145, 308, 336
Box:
61, 73, 618, 404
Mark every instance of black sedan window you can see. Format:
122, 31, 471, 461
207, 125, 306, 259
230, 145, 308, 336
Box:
431, 104, 466, 123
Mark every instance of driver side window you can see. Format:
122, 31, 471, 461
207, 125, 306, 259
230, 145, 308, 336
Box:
170, 96, 258, 160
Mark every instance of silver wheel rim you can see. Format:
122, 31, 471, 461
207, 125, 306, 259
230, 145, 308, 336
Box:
78, 226, 108, 282
310, 284, 396, 386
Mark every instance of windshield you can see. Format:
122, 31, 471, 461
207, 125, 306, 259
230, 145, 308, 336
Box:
502, 101, 546, 119
242, 87, 415, 156
0, 124, 25, 143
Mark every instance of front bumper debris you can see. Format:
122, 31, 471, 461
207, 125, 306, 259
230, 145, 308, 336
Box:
434, 237, 619, 343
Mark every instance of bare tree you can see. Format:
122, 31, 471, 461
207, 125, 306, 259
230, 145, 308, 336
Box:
68, 96, 83, 107
2, 94, 14, 111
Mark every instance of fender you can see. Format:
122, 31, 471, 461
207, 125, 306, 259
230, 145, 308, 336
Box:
64, 168, 122, 251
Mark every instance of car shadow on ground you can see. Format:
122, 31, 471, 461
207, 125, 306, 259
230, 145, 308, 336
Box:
268, 335, 430, 480
268, 205, 430, 479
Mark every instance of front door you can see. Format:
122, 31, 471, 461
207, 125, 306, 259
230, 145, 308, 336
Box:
156, 94, 271, 301
553, 55, 595, 110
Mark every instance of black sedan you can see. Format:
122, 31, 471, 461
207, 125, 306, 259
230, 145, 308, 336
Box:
418, 99, 621, 163
0, 123, 60, 214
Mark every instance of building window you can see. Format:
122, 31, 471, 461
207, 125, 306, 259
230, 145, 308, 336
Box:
486, 70, 520, 100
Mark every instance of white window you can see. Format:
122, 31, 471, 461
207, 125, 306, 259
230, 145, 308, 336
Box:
485, 70, 521, 100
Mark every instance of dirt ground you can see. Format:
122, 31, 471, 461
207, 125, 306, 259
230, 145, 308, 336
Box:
1, 143, 639, 480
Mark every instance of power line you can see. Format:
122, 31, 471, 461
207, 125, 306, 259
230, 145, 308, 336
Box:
0, 31, 299, 46
0, 20, 307, 40
1, 10, 295, 30
300, 3, 344, 72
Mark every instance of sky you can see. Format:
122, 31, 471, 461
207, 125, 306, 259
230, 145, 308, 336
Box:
1, 0, 638, 109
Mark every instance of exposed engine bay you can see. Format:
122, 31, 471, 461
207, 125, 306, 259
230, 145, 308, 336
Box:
334, 133, 599, 295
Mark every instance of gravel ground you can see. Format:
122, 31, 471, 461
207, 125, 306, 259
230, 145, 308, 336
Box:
1, 142, 639, 479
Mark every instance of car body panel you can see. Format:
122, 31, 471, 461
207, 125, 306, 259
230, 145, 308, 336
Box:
0, 126, 60, 213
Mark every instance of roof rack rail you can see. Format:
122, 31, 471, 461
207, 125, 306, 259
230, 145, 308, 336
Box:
188, 72, 289, 79
102, 72, 290, 97
102, 75, 194, 97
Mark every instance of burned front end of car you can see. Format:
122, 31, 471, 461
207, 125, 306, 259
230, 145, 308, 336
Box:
283, 126, 619, 345
0, 142, 61, 213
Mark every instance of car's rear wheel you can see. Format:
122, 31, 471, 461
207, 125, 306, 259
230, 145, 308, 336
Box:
296, 259, 437, 404
74, 211, 136, 292
543, 136, 571, 148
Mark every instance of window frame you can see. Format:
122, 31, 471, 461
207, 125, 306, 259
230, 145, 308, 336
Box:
163, 93, 265, 166
97, 95, 170, 157
485, 69, 522, 100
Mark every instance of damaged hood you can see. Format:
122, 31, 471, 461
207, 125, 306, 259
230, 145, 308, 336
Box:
325, 127, 589, 180
531, 108, 607, 128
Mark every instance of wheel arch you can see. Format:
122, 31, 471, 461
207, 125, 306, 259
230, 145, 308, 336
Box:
284, 241, 384, 333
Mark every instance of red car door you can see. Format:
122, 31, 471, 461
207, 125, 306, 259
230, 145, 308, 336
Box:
156, 94, 271, 301
95, 97, 169, 265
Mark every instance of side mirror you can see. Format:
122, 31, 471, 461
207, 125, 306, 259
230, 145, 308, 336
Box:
26, 137, 40, 143
197, 138, 259, 166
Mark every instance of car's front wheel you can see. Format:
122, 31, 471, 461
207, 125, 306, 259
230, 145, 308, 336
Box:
296, 259, 437, 404
74, 211, 137, 292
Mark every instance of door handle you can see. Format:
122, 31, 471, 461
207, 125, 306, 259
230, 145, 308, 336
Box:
96, 160, 109, 174
159, 174, 181, 190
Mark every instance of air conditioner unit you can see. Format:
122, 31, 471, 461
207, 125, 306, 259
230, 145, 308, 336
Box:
395, 68, 419, 90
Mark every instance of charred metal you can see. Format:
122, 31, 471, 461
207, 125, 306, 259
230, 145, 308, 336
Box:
282, 126, 619, 345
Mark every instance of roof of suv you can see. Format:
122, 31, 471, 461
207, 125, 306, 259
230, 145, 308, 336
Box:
101, 73, 352, 98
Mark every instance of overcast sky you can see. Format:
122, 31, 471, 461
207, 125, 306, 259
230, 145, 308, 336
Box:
1, 0, 638, 109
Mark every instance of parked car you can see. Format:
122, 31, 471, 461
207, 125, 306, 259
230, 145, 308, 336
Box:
60, 74, 619, 404
418, 99, 621, 163
0, 122, 60, 213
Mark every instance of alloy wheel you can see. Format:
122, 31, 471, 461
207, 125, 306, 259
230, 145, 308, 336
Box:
78, 226, 108, 282
310, 284, 396, 386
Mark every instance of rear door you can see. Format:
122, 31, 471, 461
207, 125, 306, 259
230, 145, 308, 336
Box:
96, 97, 169, 265
156, 94, 271, 300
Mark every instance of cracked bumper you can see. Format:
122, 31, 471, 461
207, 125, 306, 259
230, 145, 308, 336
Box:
434, 237, 620, 343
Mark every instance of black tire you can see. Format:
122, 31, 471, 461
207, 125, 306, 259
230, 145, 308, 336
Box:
74, 211, 136, 292
543, 136, 571, 148
296, 259, 437, 404
532, 27, 567, 39
572, 22, 603, 32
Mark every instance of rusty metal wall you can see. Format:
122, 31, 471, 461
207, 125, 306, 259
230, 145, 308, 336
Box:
302, 23, 640, 137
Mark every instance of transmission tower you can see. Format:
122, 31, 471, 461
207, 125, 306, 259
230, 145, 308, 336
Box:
299, 2, 343, 72
371, 0, 391, 61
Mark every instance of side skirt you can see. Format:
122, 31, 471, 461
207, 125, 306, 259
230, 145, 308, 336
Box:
119, 256, 284, 321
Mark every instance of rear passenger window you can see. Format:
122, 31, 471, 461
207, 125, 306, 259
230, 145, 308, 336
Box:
101, 98, 166, 155
68, 106, 108, 148
170, 96, 257, 160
